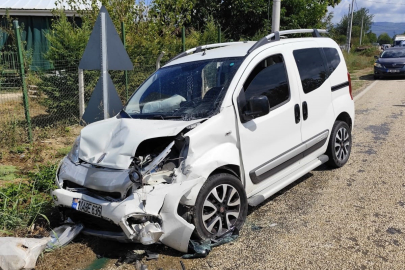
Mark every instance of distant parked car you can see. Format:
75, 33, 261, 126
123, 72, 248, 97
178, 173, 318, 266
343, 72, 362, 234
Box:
382, 44, 391, 50
374, 47, 405, 79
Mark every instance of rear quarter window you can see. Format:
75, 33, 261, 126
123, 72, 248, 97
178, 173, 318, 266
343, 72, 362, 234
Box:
323, 47, 341, 76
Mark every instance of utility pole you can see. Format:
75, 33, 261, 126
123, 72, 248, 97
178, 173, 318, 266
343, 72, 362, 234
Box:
345, 4, 351, 51
347, 0, 355, 53
271, 0, 281, 32
360, 16, 364, 46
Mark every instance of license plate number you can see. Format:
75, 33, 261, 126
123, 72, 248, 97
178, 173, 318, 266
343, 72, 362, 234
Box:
72, 198, 102, 217
388, 69, 399, 73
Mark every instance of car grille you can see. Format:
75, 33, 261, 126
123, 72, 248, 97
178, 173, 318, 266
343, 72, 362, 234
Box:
383, 63, 405, 68
63, 180, 122, 201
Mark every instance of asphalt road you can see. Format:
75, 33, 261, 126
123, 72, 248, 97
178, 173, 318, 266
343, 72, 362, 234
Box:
139, 79, 405, 270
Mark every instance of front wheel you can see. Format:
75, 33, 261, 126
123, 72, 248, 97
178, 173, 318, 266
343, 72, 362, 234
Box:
192, 173, 247, 240
326, 121, 352, 168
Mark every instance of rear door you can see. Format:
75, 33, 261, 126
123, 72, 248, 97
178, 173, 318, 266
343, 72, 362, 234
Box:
292, 43, 335, 161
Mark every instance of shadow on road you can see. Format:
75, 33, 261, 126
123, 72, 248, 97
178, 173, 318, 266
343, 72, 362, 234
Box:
359, 74, 375, 81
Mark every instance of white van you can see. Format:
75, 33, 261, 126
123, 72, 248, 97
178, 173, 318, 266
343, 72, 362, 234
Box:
52, 29, 354, 252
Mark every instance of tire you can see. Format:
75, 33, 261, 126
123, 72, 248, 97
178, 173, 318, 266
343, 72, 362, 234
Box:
326, 121, 352, 168
192, 173, 247, 240
374, 74, 379, 80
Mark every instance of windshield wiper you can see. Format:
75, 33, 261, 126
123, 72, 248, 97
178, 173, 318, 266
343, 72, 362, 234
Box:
150, 115, 184, 120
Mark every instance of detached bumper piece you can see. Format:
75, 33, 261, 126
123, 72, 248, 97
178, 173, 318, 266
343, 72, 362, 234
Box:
119, 214, 163, 245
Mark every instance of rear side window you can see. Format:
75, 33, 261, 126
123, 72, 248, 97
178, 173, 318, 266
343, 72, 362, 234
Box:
323, 48, 340, 75
293, 48, 327, 94
243, 54, 290, 109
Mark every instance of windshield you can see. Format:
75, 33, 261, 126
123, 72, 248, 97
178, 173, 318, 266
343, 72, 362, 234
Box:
123, 57, 243, 120
381, 49, 405, 58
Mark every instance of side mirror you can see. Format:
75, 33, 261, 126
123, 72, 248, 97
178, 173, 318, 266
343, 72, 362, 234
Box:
374, 55, 379, 59
243, 95, 270, 120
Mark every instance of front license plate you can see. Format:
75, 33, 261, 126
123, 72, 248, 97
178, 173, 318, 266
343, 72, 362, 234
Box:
388, 69, 400, 73
72, 198, 102, 217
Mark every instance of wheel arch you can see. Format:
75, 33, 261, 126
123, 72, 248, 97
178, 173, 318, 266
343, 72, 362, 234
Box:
208, 164, 241, 180
336, 112, 352, 129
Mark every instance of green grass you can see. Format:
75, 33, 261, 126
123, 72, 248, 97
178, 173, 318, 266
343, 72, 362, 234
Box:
0, 163, 57, 232
56, 146, 71, 158
0, 165, 18, 181
343, 51, 375, 73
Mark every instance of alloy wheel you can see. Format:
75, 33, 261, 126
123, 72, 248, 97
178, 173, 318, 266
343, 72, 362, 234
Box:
334, 127, 350, 161
202, 184, 241, 235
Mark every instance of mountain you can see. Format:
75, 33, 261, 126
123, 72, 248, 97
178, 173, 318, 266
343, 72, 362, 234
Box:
371, 22, 405, 38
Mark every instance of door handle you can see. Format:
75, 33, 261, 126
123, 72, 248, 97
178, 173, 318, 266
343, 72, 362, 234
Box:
302, 101, 308, 120
294, 104, 300, 124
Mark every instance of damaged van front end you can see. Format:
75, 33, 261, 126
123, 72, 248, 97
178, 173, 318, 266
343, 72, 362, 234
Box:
52, 56, 244, 252
52, 118, 207, 252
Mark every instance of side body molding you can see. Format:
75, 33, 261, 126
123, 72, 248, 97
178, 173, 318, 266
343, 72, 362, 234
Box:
250, 130, 329, 184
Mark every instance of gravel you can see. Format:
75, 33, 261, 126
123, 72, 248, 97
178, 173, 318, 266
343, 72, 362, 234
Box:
145, 79, 405, 269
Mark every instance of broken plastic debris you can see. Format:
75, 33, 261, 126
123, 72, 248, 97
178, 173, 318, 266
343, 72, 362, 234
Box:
146, 250, 159, 260
0, 237, 50, 270
46, 223, 84, 250
182, 228, 239, 259
115, 250, 145, 266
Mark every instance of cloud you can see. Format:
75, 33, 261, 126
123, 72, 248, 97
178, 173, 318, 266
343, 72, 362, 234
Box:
328, 0, 405, 23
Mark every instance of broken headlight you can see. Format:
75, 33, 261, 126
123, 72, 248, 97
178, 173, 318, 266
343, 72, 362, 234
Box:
67, 135, 81, 163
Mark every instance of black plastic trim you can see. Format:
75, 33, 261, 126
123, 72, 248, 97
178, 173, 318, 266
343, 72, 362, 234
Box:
166, 51, 188, 63
249, 131, 328, 184
302, 101, 308, 120
331, 81, 349, 92
294, 104, 301, 124
312, 29, 321, 37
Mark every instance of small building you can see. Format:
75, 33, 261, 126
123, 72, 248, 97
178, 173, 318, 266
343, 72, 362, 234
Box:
0, 0, 83, 70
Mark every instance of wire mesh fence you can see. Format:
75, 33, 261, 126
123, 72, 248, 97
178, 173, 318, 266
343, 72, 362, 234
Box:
0, 51, 159, 144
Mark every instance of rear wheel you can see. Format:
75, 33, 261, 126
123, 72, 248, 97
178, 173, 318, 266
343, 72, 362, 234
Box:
192, 173, 247, 240
326, 121, 352, 168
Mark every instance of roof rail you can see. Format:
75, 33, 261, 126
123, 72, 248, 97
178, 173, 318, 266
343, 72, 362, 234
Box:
167, 41, 247, 63
248, 29, 327, 54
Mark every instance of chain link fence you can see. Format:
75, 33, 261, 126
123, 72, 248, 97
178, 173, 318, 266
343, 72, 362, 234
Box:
0, 51, 159, 144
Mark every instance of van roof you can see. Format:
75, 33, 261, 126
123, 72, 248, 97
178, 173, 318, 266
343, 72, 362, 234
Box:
165, 35, 334, 67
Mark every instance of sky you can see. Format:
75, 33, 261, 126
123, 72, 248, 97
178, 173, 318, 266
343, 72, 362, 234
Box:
328, 0, 405, 24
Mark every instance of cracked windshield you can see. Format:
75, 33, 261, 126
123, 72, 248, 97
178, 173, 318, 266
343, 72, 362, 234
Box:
123, 57, 243, 120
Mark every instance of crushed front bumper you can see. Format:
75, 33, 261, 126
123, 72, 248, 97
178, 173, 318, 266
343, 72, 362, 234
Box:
52, 165, 203, 252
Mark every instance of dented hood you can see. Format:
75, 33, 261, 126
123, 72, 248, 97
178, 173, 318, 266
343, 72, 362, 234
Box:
79, 117, 201, 169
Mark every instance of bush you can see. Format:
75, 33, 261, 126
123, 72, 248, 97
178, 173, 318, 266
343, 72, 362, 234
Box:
343, 51, 375, 73
0, 163, 57, 231
38, 11, 98, 120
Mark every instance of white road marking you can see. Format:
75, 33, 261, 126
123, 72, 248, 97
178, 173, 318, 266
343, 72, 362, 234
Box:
354, 80, 378, 102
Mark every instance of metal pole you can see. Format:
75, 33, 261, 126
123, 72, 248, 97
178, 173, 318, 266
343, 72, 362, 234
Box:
121, 22, 129, 101
13, 20, 32, 143
348, 0, 355, 53
78, 68, 85, 118
345, 4, 351, 51
182, 26, 185, 52
271, 0, 281, 32
360, 16, 364, 45
156, 51, 165, 70
101, 12, 108, 119
218, 26, 221, 43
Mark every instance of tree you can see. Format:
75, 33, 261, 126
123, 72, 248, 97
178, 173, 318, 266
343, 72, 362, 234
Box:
152, 0, 341, 40
377, 33, 392, 45
366, 32, 377, 43
334, 7, 374, 42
